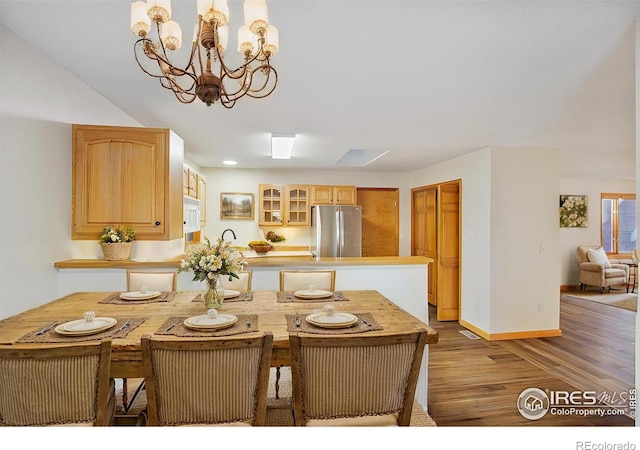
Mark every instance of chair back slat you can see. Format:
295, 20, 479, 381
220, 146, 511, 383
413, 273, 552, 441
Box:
0, 340, 112, 426
289, 331, 427, 426
142, 333, 272, 426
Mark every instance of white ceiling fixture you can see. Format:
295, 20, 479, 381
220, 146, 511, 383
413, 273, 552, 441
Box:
271, 133, 296, 159
130, 0, 279, 108
335, 149, 390, 167
223, 160, 238, 165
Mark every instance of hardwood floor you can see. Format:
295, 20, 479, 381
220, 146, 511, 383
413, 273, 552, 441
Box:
427, 295, 635, 426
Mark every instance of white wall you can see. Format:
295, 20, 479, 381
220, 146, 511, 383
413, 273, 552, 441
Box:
0, 25, 140, 319
490, 148, 560, 334
558, 177, 635, 286
200, 167, 413, 254
411, 146, 561, 335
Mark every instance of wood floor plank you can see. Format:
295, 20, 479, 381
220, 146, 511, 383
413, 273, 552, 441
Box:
427, 296, 635, 426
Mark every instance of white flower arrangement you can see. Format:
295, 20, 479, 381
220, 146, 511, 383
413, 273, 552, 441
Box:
179, 237, 245, 283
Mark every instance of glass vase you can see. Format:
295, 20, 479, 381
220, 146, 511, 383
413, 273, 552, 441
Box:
203, 275, 224, 309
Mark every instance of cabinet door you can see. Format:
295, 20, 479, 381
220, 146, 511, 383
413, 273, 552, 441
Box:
334, 186, 357, 205
197, 174, 207, 226
183, 167, 190, 196
72, 125, 179, 240
286, 185, 310, 226
310, 186, 334, 205
259, 184, 284, 225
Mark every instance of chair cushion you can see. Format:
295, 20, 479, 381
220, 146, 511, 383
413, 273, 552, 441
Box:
604, 268, 626, 279
305, 413, 399, 427
587, 248, 612, 268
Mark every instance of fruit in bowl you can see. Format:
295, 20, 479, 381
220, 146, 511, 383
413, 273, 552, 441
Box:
248, 240, 273, 253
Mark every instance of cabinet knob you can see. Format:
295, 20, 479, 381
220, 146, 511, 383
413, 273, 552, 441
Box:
155, 221, 161, 226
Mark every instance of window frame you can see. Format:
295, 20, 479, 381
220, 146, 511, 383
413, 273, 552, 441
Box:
600, 192, 636, 257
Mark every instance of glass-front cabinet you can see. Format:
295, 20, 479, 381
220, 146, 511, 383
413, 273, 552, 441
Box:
259, 184, 309, 226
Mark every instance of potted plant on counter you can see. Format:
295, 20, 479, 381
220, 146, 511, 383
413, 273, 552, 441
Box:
99, 225, 135, 261
265, 231, 286, 243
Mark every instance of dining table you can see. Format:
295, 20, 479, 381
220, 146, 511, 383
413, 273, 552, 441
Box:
0, 290, 438, 378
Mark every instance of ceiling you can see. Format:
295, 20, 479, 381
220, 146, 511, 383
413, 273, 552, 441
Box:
1, 1, 638, 178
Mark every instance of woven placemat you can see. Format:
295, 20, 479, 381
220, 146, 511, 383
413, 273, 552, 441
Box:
155, 314, 258, 337
285, 313, 382, 334
98, 292, 177, 305
277, 291, 349, 303
191, 292, 253, 303
17, 317, 148, 343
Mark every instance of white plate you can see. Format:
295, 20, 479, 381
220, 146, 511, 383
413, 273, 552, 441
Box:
306, 312, 358, 329
120, 291, 162, 300
183, 314, 238, 331
55, 317, 117, 336
294, 289, 332, 299
224, 290, 241, 299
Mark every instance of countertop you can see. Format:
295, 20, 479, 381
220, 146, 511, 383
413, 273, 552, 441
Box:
53, 254, 432, 269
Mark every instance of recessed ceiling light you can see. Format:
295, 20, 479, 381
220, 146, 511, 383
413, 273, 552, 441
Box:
223, 160, 238, 165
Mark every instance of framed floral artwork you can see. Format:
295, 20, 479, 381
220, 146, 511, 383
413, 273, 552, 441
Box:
559, 195, 587, 228
220, 193, 254, 220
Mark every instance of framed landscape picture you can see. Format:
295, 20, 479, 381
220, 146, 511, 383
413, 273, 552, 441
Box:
220, 192, 254, 220
559, 194, 587, 228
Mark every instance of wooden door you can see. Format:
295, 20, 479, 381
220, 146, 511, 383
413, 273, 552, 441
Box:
411, 181, 460, 321
358, 188, 399, 257
437, 182, 460, 321
412, 188, 437, 306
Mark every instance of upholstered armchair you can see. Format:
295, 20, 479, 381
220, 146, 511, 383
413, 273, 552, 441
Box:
576, 246, 629, 292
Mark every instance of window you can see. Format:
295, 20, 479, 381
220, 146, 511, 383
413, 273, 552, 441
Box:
601, 193, 636, 255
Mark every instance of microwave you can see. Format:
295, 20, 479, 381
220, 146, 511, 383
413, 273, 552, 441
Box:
183, 196, 201, 234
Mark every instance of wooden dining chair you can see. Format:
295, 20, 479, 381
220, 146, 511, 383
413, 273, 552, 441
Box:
289, 330, 428, 426
126, 271, 177, 292
124, 270, 177, 412
279, 270, 336, 291
0, 339, 114, 426
140, 332, 273, 426
220, 270, 253, 291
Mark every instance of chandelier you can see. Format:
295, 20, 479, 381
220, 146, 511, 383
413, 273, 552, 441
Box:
130, 0, 279, 108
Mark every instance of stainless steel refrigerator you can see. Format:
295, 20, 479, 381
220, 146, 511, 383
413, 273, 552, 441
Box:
310, 205, 362, 257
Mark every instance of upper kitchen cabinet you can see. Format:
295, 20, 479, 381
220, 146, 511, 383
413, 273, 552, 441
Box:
183, 165, 206, 226
310, 185, 357, 205
183, 166, 198, 197
259, 184, 310, 226
196, 173, 207, 227
72, 124, 184, 241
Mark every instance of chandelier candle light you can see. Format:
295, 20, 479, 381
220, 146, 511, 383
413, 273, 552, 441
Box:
130, 0, 279, 108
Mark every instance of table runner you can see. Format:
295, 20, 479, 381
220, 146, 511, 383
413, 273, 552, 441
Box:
277, 291, 349, 303
98, 292, 179, 305
285, 313, 382, 334
154, 314, 259, 337
191, 292, 254, 303
17, 317, 148, 343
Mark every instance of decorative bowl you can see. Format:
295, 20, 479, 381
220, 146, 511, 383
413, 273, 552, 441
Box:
250, 244, 273, 253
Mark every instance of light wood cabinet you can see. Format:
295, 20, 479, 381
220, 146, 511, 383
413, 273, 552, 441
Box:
197, 173, 207, 226
310, 185, 357, 205
259, 184, 310, 226
72, 124, 183, 241
183, 166, 198, 197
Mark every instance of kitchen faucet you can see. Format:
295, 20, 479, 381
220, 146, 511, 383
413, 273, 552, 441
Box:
221, 228, 236, 241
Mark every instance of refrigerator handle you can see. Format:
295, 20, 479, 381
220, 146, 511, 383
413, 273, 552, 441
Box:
338, 210, 344, 257
335, 210, 341, 257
